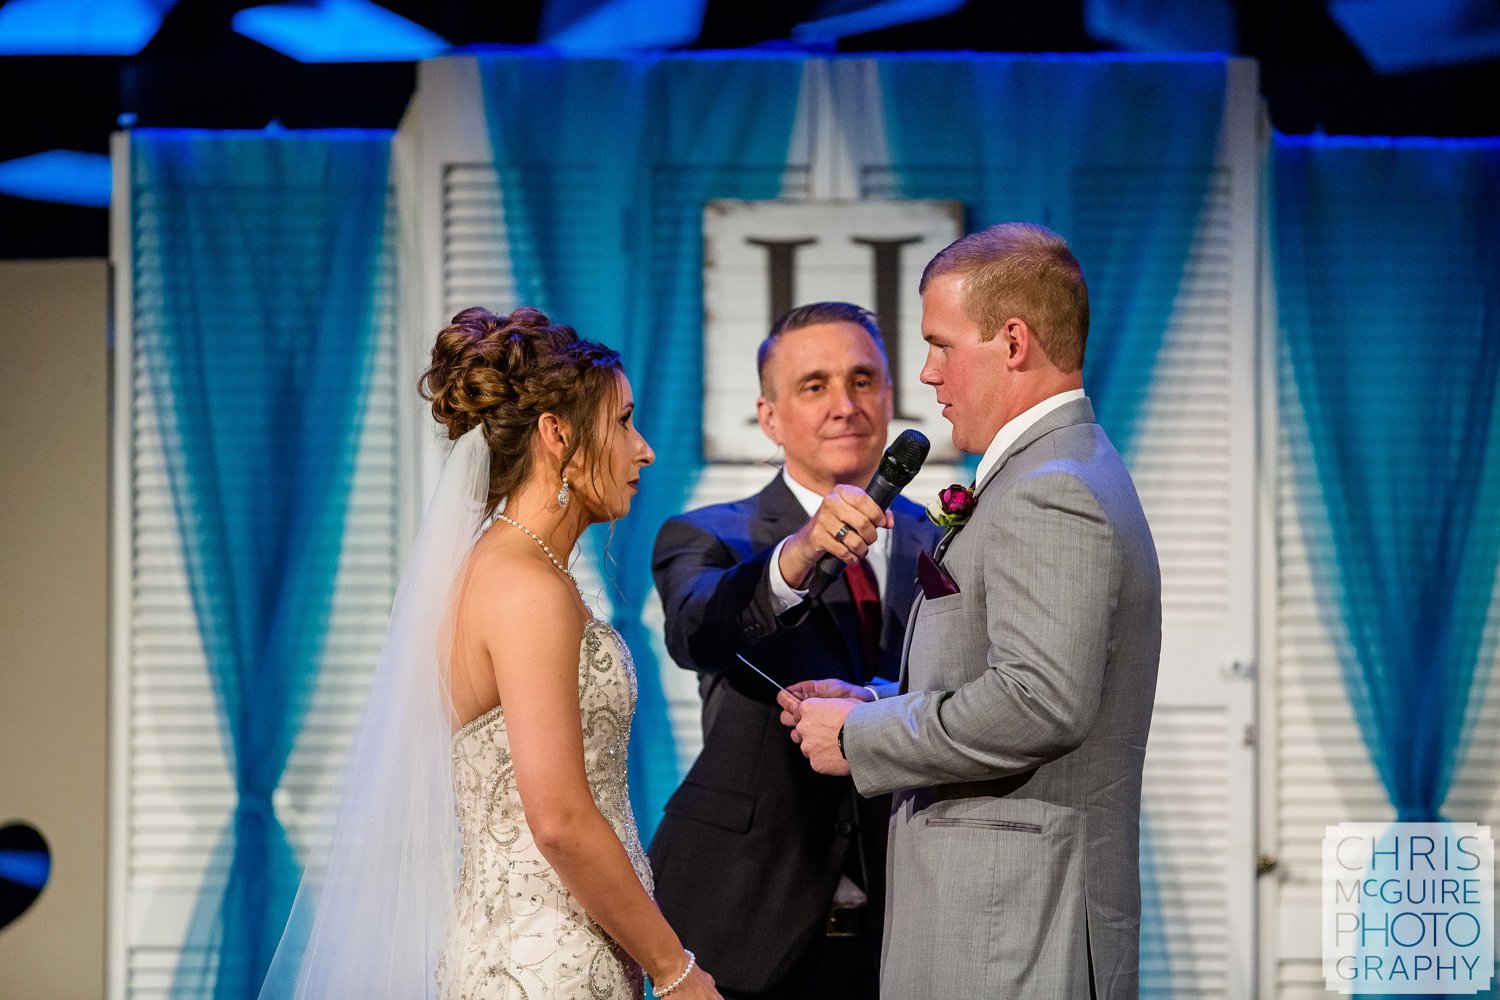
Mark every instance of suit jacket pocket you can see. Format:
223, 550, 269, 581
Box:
900, 796, 1089, 995
918, 795, 1060, 834
662, 779, 755, 834
925, 816, 1043, 834
919, 591, 966, 617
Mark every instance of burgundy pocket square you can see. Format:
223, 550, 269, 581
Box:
917, 550, 960, 599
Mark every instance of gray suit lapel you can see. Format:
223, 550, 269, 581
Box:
932, 399, 1096, 566
933, 523, 962, 563
972, 397, 1097, 499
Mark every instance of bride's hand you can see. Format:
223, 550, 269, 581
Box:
656, 962, 720, 999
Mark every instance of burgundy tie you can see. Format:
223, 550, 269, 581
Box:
846, 558, 882, 682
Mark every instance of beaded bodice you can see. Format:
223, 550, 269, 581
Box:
438, 618, 651, 998
450, 618, 652, 895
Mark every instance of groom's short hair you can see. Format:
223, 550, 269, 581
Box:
919, 223, 1089, 373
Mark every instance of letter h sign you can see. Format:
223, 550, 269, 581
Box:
702, 199, 962, 462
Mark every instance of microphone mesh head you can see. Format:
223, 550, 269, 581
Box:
881, 429, 930, 487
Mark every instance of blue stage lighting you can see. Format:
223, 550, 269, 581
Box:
1331, 0, 1500, 74
542, 0, 707, 51
1084, 0, 1235, 53
791, 0, 965, 43
233, 0, 449, 63
0, 0, 175, 56
0, 151, 112, 208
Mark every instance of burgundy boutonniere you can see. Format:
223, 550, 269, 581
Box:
926, 483, 976, 528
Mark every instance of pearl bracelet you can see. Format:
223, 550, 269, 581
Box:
653, 949, 696, 998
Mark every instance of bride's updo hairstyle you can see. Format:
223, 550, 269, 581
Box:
419, 306, 624, 515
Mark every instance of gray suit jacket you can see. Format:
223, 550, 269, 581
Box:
844, 398, 1162, 999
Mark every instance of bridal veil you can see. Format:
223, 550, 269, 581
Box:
258, 426, 490, 998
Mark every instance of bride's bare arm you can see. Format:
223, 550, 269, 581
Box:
470, 559, 718, 999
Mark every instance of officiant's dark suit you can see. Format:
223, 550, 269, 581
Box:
648, 304, 940, 998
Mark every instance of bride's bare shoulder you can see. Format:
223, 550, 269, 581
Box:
462, 535, 585, 631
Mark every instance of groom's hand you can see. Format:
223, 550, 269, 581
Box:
787, 697, 858, 776
779, 679, 871, 726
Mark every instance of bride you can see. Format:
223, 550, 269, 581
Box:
259, 306, 720, 999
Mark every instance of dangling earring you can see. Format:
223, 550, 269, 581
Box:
556, 473, 571, 510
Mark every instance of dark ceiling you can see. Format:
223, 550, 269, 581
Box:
3, 0, 1498, 260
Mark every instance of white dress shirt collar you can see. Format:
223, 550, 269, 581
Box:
780, 467, 829, 517
973, 388, 1087, 488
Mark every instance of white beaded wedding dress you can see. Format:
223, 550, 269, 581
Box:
258, 428, 653, 1000
437, 618, 653, 999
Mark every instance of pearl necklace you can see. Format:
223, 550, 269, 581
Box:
486, 512, 587, 603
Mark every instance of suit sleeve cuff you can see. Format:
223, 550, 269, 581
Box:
842, 700, 892, 797
766, 537, 809, 614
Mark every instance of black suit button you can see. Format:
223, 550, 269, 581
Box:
836, 820, 854, 836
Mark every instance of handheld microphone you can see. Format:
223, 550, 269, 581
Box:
778, 428, 931, 627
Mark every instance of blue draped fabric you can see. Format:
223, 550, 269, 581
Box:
1273, 135, 1500, 828
478, 52, 804, 839
132, 129, 392, 1000
875, 54, 1227, 464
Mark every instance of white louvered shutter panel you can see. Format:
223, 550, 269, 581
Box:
113, 159, 401, 999
1270, 371, 1392, 996
1102, 164, 1257, 999
441, 165, 517, 319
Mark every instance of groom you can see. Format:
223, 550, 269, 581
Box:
781, 223, 1162, 998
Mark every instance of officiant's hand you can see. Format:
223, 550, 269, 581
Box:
778, 694, 857, 776
777, 485, 894, 586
